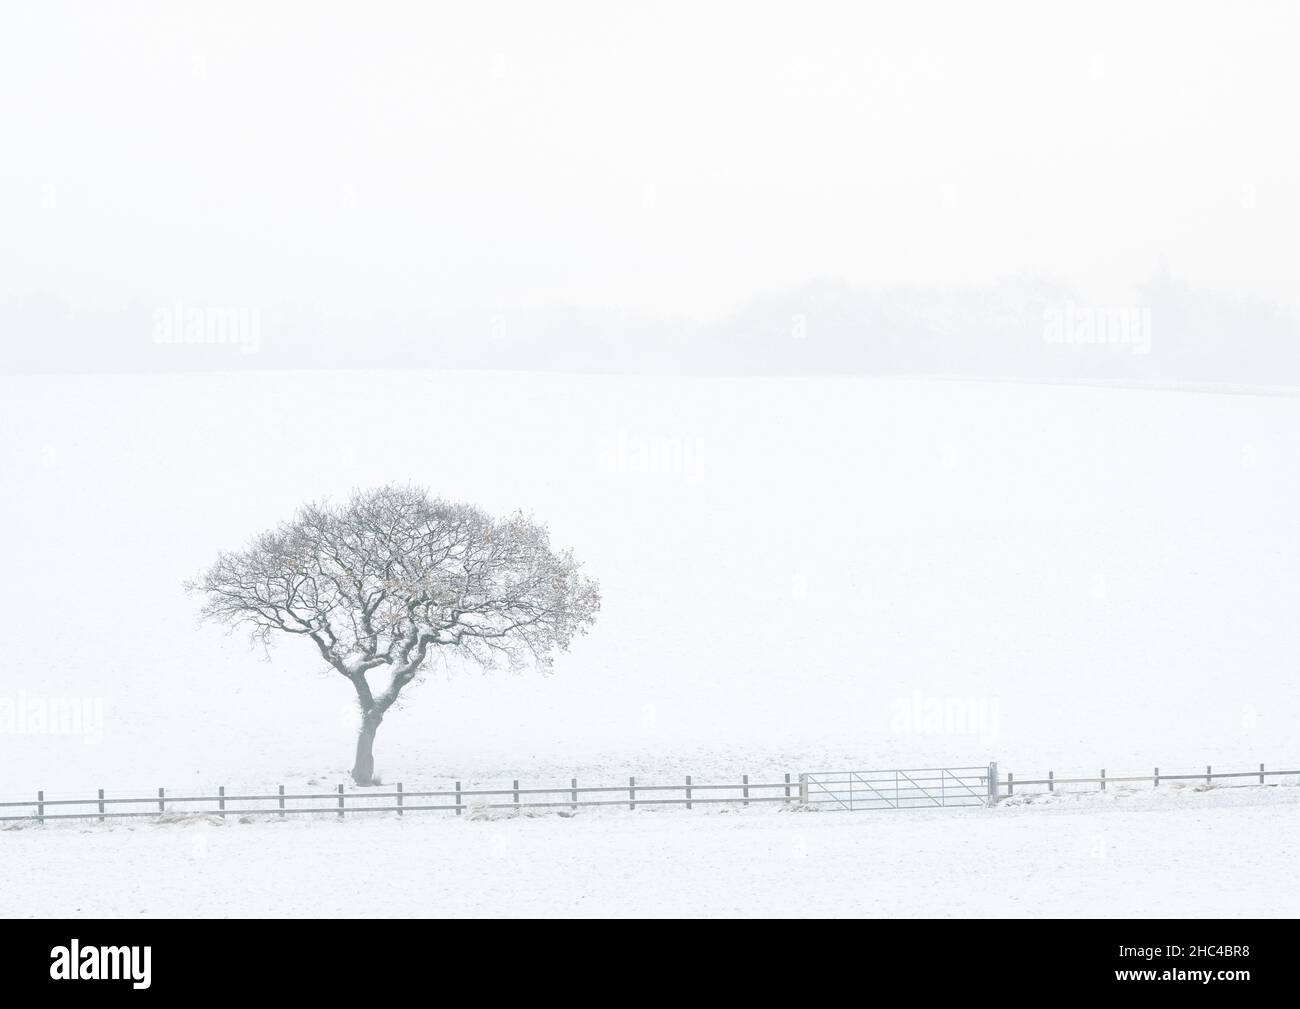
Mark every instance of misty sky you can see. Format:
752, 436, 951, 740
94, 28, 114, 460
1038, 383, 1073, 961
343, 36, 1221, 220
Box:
2, 1, 1298, 371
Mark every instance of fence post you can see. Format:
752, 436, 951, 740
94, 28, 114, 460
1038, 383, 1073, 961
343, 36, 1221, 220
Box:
1048, 771, 1054, 793
512, 779, 520, 814
629, 776, 636, 811
742, 774, 749, 806
337, 784, 345, 818
218, 786, 226, 819
1154, 767, 1159, 787
784, 772, 791, 800
97, 788, 105, 823
798, 773, 809, 806
396, 782, 403, 816
455, 781, 463, 816
158, 787, 165, 815
987, 762, 998, 805
570, 777, 577, 812
279, 784, 286, 818
1206, 765, 1212, 786
37, 790, 44, 825
1008, 772, 1014, 797
1260, 763, 1265, 785
1100, 769, 1106, 792
685, 775, 692, 810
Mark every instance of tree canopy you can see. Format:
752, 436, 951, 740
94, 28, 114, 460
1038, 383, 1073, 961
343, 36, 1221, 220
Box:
189, 485, 600, 782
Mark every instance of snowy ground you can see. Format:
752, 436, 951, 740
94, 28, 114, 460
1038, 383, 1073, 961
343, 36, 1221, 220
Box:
3, 784, 1297, 918
3, 370, 1298, 792
1, 370, 1298, 916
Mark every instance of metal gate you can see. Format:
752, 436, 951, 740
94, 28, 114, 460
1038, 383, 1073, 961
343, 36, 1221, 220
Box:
799, 766, 993, 811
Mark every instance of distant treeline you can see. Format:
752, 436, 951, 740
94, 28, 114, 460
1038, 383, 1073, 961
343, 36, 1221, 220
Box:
5, 276, 1298, 387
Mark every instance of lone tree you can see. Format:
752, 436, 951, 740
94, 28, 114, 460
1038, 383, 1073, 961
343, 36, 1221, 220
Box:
188, 485, 600, 784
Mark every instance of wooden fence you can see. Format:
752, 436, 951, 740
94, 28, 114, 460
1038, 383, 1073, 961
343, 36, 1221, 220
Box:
4, 761, 1297, 824
994, 762, 1300, 799
0, 773, 799, 824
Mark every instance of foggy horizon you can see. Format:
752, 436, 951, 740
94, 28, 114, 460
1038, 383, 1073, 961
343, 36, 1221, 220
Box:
5, 2, 1299, 384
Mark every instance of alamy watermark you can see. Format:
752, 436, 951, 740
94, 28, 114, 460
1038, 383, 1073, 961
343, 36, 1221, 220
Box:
889, 691, 1001, 746
598, 430, 710, 476
50, 941, 151, 989
0, 691, 104, 744
1043, 301, 1151, 355
152, 301, 261, 355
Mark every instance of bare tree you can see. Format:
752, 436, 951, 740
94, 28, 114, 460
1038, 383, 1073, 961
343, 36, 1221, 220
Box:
188, 485, 600, 784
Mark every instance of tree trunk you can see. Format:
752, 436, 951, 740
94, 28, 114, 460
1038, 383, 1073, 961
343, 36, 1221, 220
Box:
351, 714, 383, 786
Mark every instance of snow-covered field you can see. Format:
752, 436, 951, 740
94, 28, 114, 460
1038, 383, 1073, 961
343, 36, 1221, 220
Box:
3, 784, 1297, 918
2, 369, 1298, 916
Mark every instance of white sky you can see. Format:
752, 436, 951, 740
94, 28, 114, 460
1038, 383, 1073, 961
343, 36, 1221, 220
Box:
2, 1, 1298, 325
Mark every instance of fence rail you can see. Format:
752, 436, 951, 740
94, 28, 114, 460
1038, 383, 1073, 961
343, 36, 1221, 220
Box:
5, 761, 1296, 824
995, 763, 1300, 798
0, 773, 800, 824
